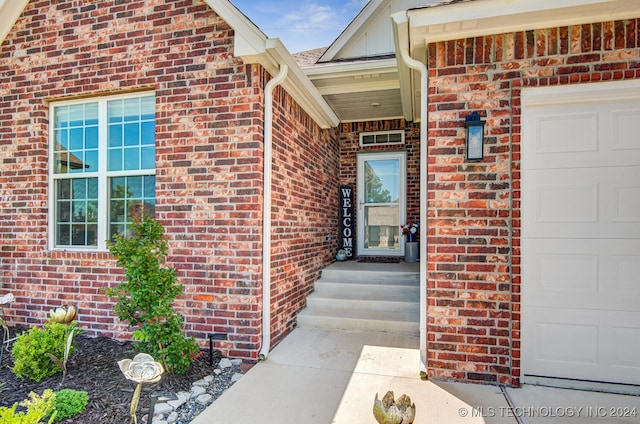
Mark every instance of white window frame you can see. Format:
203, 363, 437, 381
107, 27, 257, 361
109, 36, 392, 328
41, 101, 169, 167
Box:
48, 91, 156, 251
359, 130, 405, 147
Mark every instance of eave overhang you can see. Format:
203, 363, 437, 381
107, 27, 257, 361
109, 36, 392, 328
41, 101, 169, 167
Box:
408, 0, 640, 49
304, 58, 398, 96
301, 57, 405, 122
0, 0, 29, 46
207, 0, 339, 129
393, 0, 640, 122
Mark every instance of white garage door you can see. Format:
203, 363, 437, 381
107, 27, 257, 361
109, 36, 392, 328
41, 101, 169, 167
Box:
522, 80, 640, 386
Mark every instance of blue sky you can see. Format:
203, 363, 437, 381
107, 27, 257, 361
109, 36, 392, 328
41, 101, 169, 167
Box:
231, 0, 369, 53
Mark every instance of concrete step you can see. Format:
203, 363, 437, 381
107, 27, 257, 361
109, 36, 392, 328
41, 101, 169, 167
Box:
306, 294, 420, 313
297, 307, 419, 334
313, 280, 419, 298
297, 264, 420, 334
321, 268, 419, 284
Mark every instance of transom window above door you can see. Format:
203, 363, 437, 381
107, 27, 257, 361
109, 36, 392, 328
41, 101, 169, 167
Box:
49, 93, 156, 250
359, 130, 404, 147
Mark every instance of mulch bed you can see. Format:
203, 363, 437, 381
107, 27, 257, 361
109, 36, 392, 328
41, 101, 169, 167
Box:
0, 327, 220, 423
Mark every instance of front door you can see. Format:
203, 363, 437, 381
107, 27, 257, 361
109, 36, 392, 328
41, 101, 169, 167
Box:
357, 152, 406, 256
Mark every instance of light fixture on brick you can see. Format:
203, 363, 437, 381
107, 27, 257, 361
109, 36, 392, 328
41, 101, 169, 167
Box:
465, 111, 485, 162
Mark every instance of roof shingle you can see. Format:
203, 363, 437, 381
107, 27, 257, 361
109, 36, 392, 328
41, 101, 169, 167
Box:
292, 47, 328, 68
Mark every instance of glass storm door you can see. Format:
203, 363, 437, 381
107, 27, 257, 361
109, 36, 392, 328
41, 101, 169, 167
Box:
357, 152, 406, 256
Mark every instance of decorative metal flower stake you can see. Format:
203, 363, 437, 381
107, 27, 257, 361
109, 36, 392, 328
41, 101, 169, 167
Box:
49, 305, 77, 324
118, 353, 164, 424
0, 292, 15, 365
0, 292, 15, 306
373, 391, 416, 424
47, 305, 79, 384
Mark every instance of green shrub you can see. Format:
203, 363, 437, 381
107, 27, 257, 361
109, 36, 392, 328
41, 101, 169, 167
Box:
0, 389, 57, 424
11, 321, 78, 382
107, 215, 200, 374
51, 389, 88, 422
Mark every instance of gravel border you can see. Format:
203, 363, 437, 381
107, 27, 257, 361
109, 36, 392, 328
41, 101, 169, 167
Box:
146, 357, 244, 424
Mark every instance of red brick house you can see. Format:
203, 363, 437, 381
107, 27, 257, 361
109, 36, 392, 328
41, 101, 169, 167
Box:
0, 0, 341, 363
1, 0, 639, 389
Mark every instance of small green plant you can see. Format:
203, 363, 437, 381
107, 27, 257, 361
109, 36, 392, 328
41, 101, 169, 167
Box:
11, 321, 78, 382
107, 214, 199, 374
50, 389, 88, 423
0, 389, 57, 424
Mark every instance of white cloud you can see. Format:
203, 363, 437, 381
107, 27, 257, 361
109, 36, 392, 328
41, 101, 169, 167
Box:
282, 4, 339, 32
346, 0, 370, 10
231, 0, 369, 52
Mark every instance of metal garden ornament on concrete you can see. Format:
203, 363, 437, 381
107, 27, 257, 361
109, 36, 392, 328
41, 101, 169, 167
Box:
118, 353, 164, 424
373, 391, 416, 424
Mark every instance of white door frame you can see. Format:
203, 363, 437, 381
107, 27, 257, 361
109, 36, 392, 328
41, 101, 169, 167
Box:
356, 151, 407, 256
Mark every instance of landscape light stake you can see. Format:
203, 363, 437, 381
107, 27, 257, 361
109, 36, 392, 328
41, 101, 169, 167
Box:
208, 333, 227, 365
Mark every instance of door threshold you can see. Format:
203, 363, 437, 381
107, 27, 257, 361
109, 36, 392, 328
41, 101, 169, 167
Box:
524, 375, 640, 396
356, 256, 402, 263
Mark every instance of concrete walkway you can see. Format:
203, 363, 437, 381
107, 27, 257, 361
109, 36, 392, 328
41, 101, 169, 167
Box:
191, 328, 640, 423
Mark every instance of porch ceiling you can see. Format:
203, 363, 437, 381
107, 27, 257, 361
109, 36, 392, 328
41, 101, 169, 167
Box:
303, 57, 405, 123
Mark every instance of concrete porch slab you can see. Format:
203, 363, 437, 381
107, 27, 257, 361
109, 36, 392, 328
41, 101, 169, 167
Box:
199, 363, 352, 423
191, 327, 640, 423
332, 369, 514, 423
261, 327, 420, 373
190, 328, 515, 423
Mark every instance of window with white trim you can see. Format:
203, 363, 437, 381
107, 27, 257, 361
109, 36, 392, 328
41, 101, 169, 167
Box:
359, 130, 404, 147
49, 93, 156, 250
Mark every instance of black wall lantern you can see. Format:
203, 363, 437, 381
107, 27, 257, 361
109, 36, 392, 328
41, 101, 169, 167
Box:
465, 111, 485, 162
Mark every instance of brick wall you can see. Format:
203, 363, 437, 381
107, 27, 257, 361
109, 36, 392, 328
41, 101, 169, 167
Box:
339, 120, 421, 254
0, 0, 337, 361
268, 84, 340, 346
426, 19, 640, 385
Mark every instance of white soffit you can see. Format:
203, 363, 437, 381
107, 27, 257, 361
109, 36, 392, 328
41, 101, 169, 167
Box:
304, 58, 398, 77
408, 0, 640, 47
0, 0, 29, 45
304, 59, 398, 95
190, 1, 342, 128
262, 39, 340, 128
